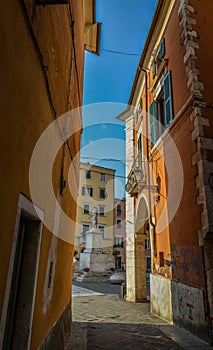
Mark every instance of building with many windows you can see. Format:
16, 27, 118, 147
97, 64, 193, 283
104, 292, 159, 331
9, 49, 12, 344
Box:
118, 0, 213, 344
113, 198, 126, 270
75, 163, 115, 261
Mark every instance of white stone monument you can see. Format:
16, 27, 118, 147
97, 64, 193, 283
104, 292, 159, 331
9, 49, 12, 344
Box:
80, 207, 109, 273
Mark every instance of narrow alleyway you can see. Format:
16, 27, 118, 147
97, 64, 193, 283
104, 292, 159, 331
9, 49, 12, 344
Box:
66, 282, 212, 350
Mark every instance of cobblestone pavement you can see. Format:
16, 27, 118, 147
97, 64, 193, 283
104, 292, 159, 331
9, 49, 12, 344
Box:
66, 281, 213, 350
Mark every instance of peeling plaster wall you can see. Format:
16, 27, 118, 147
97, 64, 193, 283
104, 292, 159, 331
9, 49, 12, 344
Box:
171, 281, 208, 341
150, 274, 173, 323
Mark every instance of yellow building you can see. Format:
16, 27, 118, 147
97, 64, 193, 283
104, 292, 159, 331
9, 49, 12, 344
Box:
0, 1, 100, 349
75, 163, 115, 260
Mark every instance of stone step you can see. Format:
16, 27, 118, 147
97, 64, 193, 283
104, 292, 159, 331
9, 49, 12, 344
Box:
74, 272, 111, 283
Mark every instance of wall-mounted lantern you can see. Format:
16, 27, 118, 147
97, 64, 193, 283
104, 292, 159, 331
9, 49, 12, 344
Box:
35, 0, 68, 5
134, 167, 143, 182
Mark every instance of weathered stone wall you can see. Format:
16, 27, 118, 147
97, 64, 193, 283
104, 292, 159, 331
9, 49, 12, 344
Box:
39, 301, 71, 350
150, 274, 173, 323
179, 1, 213, 341
171, 281, 209, 342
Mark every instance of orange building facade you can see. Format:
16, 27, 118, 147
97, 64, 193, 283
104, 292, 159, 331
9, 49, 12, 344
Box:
0, 1, 100, 349
118, 0, 213, 343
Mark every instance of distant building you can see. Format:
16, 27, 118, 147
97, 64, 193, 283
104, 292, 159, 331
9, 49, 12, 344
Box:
118, 0, 213, 344
113, 198, 126, 270
75, 163, 115, 262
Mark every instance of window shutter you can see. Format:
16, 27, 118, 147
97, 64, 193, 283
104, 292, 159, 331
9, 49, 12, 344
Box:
163, 71, 173, 127
137, 134, 142, 168
149, 101, 157, 147
160, 38, 165, 59
138, 134, 142, 153
152, 60, 156, 78
82, 186, 85, 195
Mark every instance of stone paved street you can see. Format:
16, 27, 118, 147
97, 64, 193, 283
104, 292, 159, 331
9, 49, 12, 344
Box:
66, 282, 213, 350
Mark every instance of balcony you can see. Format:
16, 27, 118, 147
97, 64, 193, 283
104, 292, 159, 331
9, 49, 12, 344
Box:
125, 156, 146, 197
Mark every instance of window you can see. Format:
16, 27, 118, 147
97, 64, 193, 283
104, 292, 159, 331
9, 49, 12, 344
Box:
116, 205, 122, 216
137, 133, 142, 169
82, 223, 89, 235
98, 225, 105, 236
159, 251, 164, 267
146, 257, 151, 272
149, 71, 173, 147
145, 238, 151, 250
152, 38, 165, 78
83, 204, 90, 214
135, 99, 142, 123
82, 186, 93, 197
114, 236, 123, 248
99, 188, 106, 199
100, 173, 105, 182
117, 219, 122, 229
99, 205, 105, 216
164, 71, 173, 127
86, 170, 91, 179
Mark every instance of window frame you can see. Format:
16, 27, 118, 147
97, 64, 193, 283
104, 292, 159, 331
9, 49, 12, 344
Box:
99, 188, 106, 199
99, 205, 105, 216
135, 99, 142, 123
146, 256, 151, 272
85, 170, 91, 179
149, 71, 173, 147
152, 37, 165, 79
145, 238, 151, 250
83, 203, 90, 215
114, 236, 123, 248
116, 204, 122, 216
98, 225, 105, 237
116, 219, 122, 229
82, 223, 90, 235
82, 185, 93, 197
100, 173, 105, 182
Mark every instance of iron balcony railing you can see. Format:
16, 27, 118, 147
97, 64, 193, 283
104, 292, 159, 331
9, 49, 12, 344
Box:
125, 155, 147, 196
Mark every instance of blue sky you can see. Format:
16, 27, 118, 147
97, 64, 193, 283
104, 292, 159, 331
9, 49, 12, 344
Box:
81, 0, 157, 198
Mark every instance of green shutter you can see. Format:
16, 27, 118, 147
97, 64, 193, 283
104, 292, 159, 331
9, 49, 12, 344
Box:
149, 101, 157, 147
163, 71, 173, 127
138, 134, 142, 168
160, 38, 165, 59
152, 60, 156, 78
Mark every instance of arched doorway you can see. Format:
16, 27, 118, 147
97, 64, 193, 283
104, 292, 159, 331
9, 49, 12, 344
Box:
134, 196, 149, 302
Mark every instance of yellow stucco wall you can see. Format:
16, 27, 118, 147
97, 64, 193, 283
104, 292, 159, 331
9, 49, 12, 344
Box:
75, 163, 115, 255
0, 1, 84, 348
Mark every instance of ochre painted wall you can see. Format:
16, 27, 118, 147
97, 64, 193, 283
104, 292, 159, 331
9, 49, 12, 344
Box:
135, 0, 205, 288
75, 163, 115, 255
0, 1, 84, 348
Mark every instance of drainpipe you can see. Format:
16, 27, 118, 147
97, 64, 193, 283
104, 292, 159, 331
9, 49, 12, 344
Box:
139, 66, 157, 257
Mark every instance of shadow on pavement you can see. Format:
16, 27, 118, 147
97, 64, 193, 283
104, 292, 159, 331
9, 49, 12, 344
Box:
72, 281, 120, 295
68, 322, 185, 350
